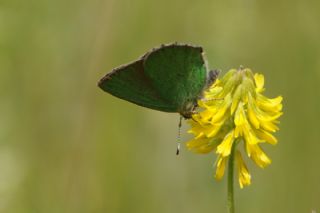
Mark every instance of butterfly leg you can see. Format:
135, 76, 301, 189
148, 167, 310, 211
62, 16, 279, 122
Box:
201, 97, 224, 102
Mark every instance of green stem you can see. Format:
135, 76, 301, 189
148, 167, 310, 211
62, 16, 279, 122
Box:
227, 144, 236, 213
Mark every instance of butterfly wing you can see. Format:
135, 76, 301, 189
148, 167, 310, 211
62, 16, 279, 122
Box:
143, 44, 208, 113
98, 59, 177, 112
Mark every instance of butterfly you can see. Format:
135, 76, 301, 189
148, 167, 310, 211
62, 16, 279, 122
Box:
98, 43, 219, 119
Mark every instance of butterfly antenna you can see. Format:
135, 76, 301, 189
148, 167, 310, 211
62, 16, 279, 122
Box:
176, 116, 183, 155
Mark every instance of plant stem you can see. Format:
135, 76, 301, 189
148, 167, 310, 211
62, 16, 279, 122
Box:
227, 144, 236, 213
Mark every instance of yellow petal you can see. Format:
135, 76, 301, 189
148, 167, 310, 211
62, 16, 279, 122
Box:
205, 122, 224, 138
257, 111, 283, 122
254, 73, 265, 93
243, 126, 260, 145
204, 86, 223, 99
198, 108, 215, 121
234, 102, 246, 126
241, 77, 256, 102
235, 113, 253, 140
187, 121, 205, 136
247, 101, 260, 129
254, 129, 278, 145
250, 94, 282, 123
234, 125, 244, 138
257, 95, 283, 112
236, 151, 251, 188
249, 144, 271, 168
186, 137, 210, 150
211, 94, 232, 123
194, 144, 216, 154
215, 155, 227, 180
230, 85, 242, 115
216, 130, 234, 157
260, 120, 279, 132
221, 69, 237, 85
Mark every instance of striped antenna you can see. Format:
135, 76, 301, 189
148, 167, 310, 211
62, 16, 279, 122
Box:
176, 116, 183, 155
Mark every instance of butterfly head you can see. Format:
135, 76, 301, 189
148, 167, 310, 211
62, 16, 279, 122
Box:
180, 69, 220, 119
179, 99, 198, 119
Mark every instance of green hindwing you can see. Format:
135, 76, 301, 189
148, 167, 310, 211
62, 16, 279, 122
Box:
143, 44, 208, 112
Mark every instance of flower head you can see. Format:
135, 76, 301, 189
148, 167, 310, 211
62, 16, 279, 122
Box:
186, 67, 283, 188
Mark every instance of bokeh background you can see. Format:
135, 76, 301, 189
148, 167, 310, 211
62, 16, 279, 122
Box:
1, 0, 320, 212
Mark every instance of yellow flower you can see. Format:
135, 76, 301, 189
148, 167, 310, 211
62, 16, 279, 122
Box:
186, 67, 283, 187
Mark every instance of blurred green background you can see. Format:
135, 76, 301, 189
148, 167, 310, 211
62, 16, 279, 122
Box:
1, 0, 320, 212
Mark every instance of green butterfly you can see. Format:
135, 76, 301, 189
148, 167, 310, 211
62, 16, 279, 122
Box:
98, 43, 218, 119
